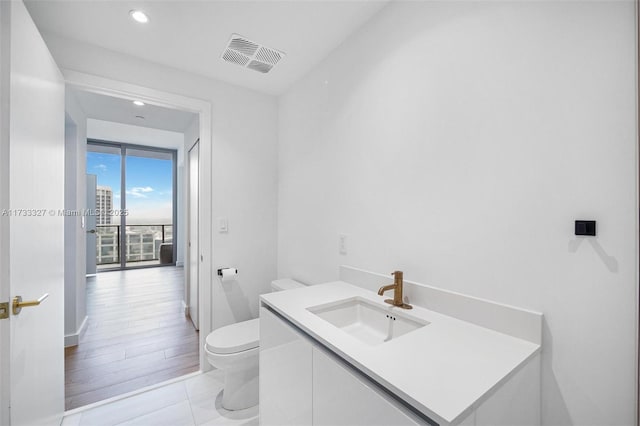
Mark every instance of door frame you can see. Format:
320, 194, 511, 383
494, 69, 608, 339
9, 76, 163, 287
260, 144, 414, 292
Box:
187, 139, 200, 329
64, 69, 213, 372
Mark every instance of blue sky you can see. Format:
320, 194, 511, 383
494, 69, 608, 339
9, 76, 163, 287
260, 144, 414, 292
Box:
87, 152, 173, 224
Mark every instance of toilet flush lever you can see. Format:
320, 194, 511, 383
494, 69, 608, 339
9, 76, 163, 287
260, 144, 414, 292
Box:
12, 293, 49, 315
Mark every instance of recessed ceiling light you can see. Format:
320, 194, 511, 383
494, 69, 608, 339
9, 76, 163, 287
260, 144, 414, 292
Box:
129, 10, 148, 24
133, 100, 145, 106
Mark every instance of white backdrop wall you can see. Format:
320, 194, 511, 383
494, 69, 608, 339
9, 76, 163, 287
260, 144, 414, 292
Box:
46, 34, 279, 330
277, 1, 637, 425
88, 119, 184, 157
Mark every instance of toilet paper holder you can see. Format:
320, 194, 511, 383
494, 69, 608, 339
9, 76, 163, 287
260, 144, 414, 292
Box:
217, 268, 238, 276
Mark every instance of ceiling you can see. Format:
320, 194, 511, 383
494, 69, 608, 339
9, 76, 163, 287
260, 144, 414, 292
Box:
25, 0, 389, 96
71, 88, 197, 133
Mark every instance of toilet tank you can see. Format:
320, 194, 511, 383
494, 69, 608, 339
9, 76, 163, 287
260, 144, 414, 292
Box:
271, 278, 305, 292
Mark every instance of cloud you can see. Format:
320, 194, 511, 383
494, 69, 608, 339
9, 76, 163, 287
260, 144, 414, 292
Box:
156, 187, 173, 197
126, 186, 154, 198
94, 164, 108, 172
125, 200, 173, 225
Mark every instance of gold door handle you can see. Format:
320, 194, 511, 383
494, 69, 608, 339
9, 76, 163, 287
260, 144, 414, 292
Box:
12, 293, 49, 315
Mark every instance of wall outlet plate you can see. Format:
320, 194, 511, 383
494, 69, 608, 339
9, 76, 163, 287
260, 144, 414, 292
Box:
339, 234, 347, 255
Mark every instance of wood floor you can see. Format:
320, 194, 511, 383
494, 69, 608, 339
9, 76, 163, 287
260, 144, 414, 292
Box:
65, 266, 199, 410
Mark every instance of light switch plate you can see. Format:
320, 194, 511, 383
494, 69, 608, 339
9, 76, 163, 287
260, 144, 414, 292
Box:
217, 217, 228, 233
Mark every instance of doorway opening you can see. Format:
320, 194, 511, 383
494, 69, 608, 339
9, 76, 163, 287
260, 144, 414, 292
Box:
63, 85, 206, 411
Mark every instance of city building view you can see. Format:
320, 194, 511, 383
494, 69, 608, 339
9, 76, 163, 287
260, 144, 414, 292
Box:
96, 220, 173, 266
88, 146, 175, 269
96, 185, 113, 225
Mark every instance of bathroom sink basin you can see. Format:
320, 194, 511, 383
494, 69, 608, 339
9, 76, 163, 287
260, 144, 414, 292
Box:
307, 297, 428, 345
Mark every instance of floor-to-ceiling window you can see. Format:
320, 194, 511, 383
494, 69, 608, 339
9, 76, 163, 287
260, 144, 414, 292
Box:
87, 141, 177, 270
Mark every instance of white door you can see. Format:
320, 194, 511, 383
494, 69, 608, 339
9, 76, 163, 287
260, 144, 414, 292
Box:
86, 174, 97, 275
0, 2, 65, 425
188, 141, 199, 329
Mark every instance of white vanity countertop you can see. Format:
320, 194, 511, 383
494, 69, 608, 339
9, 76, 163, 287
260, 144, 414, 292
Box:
260, 281, 540, 426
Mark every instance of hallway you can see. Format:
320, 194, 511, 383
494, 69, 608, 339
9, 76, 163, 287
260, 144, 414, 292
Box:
65, 267, 199, 410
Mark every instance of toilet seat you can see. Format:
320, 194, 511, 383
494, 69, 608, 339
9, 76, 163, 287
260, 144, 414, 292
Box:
271, 278, 305, 291
205, 318, 260, 354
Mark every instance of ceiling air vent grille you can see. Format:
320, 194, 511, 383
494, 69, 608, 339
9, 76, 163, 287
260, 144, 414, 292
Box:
228, 38, 259, 56
221, 34, 285, 74
247, 60, 273, 74
222, 49, 250, 66
255, 47, 282, 65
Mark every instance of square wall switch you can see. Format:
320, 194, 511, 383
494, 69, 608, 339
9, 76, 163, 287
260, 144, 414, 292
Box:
217, 217, 228, 233
575, 220, 596, 236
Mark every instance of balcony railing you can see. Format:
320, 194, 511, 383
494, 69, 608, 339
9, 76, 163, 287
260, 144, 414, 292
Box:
95, 224, 173, 267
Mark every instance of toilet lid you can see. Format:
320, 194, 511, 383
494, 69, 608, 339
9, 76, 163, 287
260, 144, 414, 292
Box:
271, 278, 305, 291
206, 318, 260, 354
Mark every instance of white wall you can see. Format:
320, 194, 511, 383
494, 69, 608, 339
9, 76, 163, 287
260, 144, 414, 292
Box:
178, 116, 200, 270
183, 116, 199, 305
183, 116, 200, 157
64, 89, 87, 346
46, 35, 279, 329
278, 2, 637, 425
88, 119, 185, 160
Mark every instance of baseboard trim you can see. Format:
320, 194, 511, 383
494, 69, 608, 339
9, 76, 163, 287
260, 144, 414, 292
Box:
64, 315, 88, 347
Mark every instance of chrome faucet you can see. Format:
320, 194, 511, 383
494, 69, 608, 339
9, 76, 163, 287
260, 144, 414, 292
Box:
378, 271, 412, 309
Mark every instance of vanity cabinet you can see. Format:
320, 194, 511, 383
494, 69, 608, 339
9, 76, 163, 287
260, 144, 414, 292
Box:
260, 290, 541, 426
259, 306, 313, 426
312, 345, 423, 425
260, 306, 426, 426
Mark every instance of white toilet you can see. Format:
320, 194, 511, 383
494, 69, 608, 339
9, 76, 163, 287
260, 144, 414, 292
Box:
204, 278, 305, 411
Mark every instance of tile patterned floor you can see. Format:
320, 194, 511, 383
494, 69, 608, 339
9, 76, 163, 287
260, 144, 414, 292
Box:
62, 370, 258, 426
